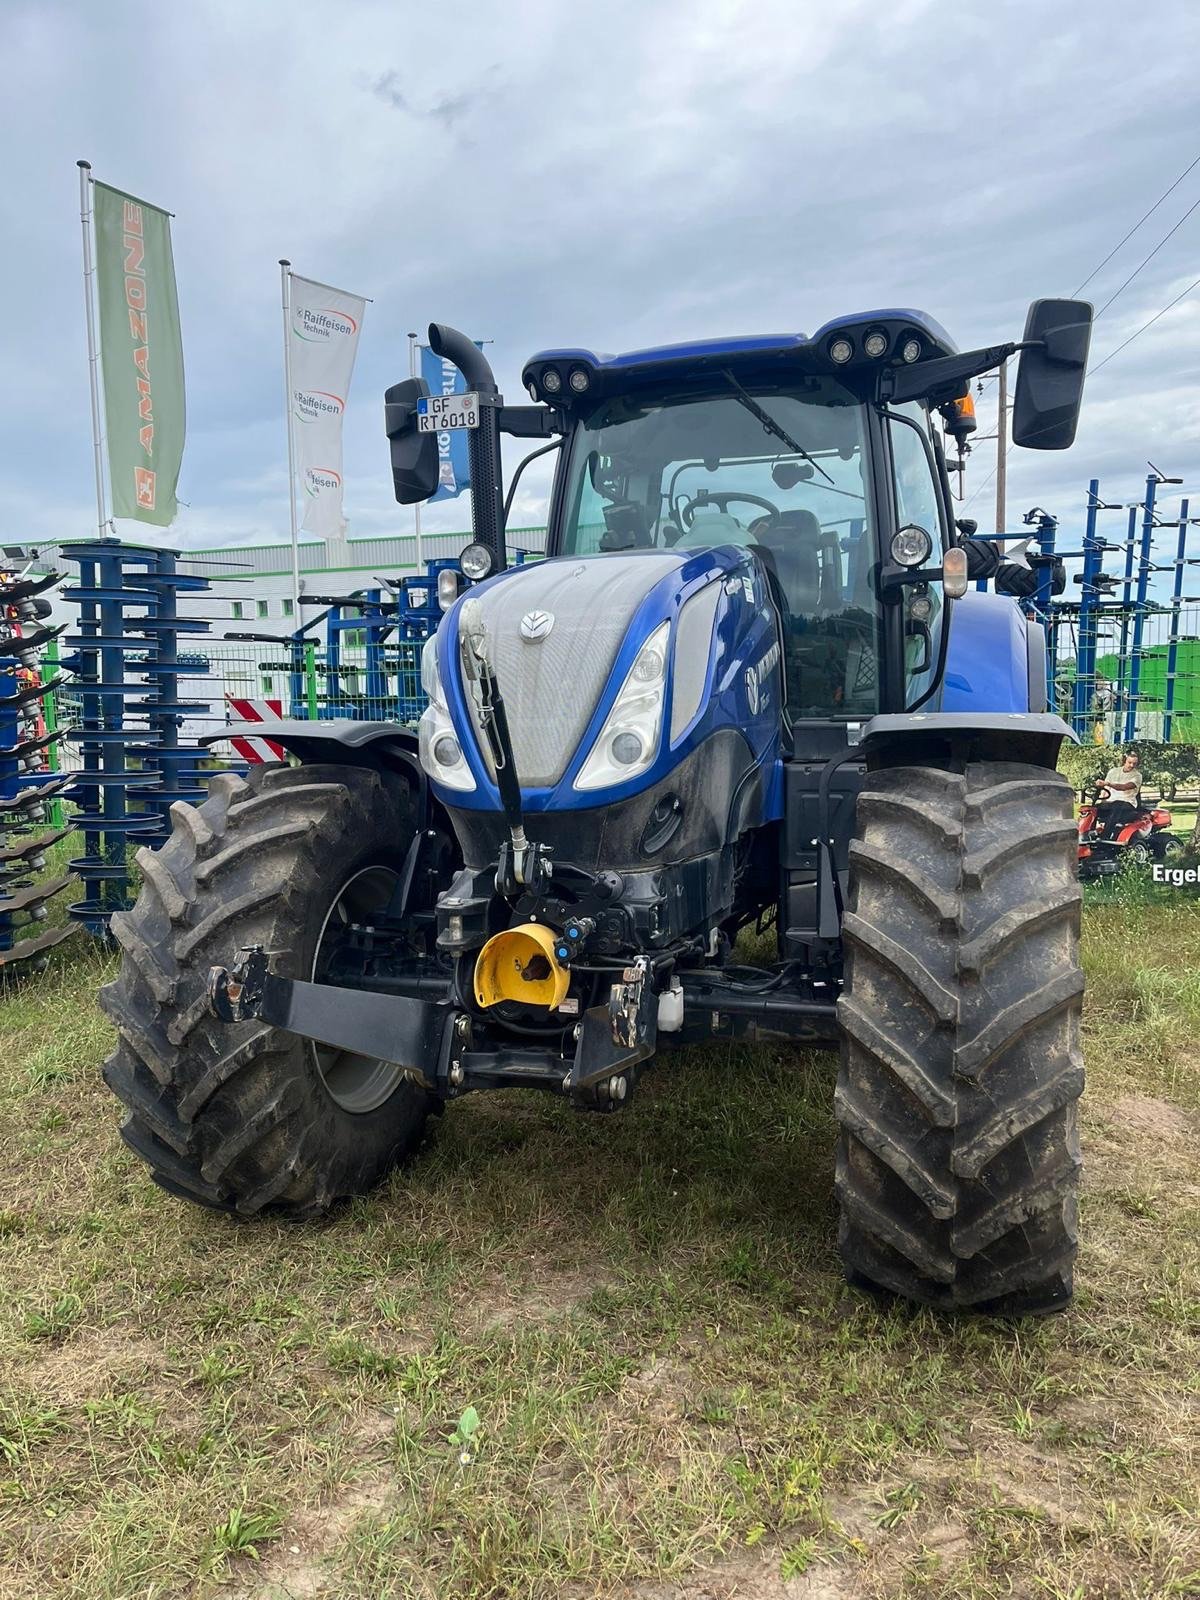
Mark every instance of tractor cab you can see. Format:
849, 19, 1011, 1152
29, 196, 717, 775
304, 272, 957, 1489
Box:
546, 366, 919, 727
387, 304, 1092, 745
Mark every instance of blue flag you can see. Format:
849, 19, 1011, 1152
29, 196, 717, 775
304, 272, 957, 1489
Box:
419, 342, 483, 501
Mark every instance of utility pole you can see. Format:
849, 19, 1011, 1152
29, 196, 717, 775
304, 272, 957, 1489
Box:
994, 358, 1007, 537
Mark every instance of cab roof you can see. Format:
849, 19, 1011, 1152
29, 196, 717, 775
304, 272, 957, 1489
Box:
523, 310, 958, 394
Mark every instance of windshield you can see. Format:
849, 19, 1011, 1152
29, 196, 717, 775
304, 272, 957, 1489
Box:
557, 381, 878, 719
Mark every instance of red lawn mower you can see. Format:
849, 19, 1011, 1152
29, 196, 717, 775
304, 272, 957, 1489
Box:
1077, 788, 1183, 879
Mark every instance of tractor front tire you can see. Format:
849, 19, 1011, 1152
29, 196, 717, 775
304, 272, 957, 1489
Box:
100, 764, 432, 1216
835, 760, 1084, 1314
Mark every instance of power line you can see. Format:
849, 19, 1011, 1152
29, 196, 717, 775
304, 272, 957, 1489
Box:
1093, 191, 1200, 318
976, 148, 1200, 400
1073, 149, 1200, 296
965, 161, 1200, 514
962, 269, 1200, 513
1087, 271, 1200, 376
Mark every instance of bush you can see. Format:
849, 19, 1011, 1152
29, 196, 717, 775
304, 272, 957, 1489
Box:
1058, 739, 1200, 801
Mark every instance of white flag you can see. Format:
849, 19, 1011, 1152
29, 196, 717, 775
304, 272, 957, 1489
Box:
287, 274, 366, 538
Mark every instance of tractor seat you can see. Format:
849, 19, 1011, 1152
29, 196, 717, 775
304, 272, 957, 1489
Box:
751, 510, 824, 616
673, 510, 755, 549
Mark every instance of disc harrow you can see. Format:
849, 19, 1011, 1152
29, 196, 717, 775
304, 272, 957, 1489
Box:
0, 563, 77, 972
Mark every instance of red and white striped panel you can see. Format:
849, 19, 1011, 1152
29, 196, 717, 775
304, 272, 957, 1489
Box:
226, 696, 285, 763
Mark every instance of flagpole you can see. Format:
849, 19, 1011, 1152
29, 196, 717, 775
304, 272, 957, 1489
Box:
280, 259, 302, 615
77, 160, 108, 539
408, 330, 423, 573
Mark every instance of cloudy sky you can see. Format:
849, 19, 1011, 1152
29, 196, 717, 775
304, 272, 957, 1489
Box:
3, 0, 1200, 588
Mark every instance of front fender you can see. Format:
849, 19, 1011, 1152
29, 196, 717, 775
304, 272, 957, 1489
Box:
202, 719, 440, 825
860, 711, 1078, 770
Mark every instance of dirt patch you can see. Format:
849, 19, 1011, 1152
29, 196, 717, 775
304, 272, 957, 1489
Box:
226, 1411, 397, 1600
624, 1548, 868, 1599
474, 1266, 616, 1331
227, 1479, 391, 1600
622, 1478, 973, 1599
621, 1356, 693, 1428
17, 1328, 165, 1407
1107, 1094, 1196, 1145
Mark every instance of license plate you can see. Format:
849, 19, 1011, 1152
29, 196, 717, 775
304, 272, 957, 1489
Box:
418, 392, 480, 432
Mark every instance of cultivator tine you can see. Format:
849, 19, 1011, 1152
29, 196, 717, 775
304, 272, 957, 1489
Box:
0, 561, 82, 970
0, 874, 74, 915
0, 923, 78, 970
0, 827, 71, 864
0, 624, 65, 657
6, 675, 64, 711
0, 571, 59, 604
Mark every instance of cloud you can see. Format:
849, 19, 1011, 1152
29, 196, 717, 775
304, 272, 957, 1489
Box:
366, 68, 490, 126
369, 70, 408, 112
0, 0, 1198, 608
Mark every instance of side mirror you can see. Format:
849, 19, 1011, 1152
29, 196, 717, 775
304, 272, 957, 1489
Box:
384, 377, 440, 504
1012, 298, 1093, 451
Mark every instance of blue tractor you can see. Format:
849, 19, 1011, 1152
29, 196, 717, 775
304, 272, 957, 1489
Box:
102, 299, 1092, 1314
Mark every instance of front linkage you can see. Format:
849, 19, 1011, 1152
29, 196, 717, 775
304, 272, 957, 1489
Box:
208, 944, 659, 1112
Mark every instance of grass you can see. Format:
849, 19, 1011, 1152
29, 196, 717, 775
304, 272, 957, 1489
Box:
0, 902, 1197, 1599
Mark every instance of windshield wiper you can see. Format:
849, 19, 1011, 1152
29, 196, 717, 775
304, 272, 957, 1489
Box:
720, 370, 834, 485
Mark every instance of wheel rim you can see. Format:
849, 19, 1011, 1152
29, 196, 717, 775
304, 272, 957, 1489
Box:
311, 865, 404, 1114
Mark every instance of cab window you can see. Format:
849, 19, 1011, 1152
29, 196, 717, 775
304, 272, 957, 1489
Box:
556, 383, 880, 720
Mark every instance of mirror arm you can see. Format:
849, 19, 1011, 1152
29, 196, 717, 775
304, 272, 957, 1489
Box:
879, 340, 1026, 405
498, 405, 564, 439
880, 564, 944, 592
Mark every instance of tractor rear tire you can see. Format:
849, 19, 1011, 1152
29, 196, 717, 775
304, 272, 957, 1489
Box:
835, 760, 1084, 1315
99, 763, 432, 1216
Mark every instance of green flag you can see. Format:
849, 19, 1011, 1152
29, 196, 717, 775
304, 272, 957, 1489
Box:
93, 181, 185, 526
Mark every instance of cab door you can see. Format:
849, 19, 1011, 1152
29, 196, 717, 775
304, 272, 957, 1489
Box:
885, 404, 949, 708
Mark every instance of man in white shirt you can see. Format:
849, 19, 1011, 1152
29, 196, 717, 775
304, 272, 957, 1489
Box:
1095, 750, 1142, 839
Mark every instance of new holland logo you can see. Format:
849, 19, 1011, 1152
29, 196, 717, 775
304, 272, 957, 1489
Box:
520, 610, 555, 641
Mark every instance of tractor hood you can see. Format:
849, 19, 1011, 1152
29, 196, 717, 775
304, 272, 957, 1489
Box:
419, 547, 783, 818
459, 551, 683, 788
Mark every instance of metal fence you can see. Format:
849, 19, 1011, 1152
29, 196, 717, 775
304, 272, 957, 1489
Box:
205, 636, 423, 733
1050, 604, 1200, 743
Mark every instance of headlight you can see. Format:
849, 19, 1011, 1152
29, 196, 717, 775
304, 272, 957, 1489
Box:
901, 336, 922, 364
418, 704, 475, 791
541, 367, 562, 394
459, 542, 494, 581
420, 635, 444, 707
890, 525, 933, 567
437, 569, 461, 611
829, 336, 854, 364
419, 634, 474, 790
574, 622, 669, 792
568, 367, 590, 393
863, 330, 888, 359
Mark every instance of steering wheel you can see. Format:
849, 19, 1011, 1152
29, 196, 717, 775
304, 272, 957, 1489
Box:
681, 490, 780, 528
